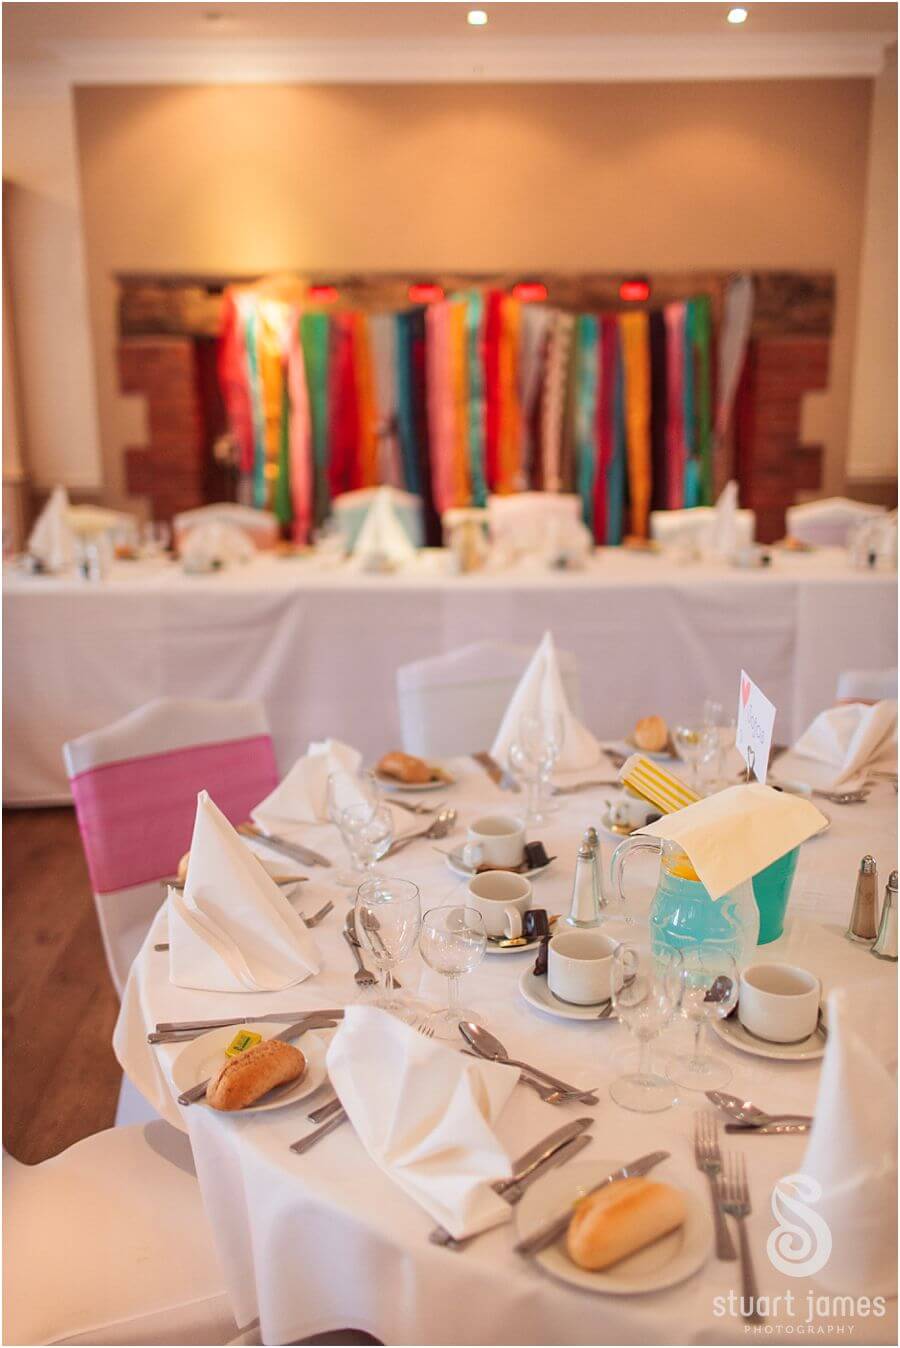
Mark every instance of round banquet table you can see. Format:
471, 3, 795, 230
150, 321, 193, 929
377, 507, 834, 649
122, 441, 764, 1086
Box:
4, 546, 897, 805
114, 759, 898, 1346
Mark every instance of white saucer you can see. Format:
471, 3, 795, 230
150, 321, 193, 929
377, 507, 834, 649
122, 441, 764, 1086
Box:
518, 968, 616, 1022
515, 1158, 712, 1295
623, 737, 677, 763
710, 1013, 826, 1062
172, 1023, 329, 1113
445, 847, 553, 881
374, 764, 455, 793
486, 936, 542, 957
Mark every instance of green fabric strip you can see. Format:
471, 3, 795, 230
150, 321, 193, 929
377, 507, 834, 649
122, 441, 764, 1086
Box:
692, 294, 713, 505
466, 292, 487, 507
273, 375, 292, 527
300, 312, 331, 527
574, 315, 599, 532
682, 300, 699, 507
394, 313, 421, 494
607, 329, 627, 545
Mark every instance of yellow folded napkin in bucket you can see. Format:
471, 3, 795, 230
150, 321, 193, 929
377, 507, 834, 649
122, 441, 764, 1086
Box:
634, 783, 827, 900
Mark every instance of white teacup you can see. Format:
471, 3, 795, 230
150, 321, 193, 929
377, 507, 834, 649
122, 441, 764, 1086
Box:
466, 870, 532, 939
738, 963, 821, 1044
462, 815, 526, 871
548, 929, 621, 1006
606, 795, 659, 831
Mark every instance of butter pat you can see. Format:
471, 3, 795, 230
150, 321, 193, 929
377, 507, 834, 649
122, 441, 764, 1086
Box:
636, 783, 827, 900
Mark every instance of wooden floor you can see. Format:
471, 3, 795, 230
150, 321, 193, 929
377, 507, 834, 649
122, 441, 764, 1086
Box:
3, 807, 121, 1163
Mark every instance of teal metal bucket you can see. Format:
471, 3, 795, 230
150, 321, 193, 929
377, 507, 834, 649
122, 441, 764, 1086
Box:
751, 847, 800, 944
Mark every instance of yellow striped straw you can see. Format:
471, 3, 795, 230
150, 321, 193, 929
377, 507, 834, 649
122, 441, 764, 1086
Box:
618, 753, 700, 815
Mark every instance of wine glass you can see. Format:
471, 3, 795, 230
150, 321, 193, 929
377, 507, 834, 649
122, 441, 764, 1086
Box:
419, 905, 487, 1039
355, 877, 421, 1018
339, 802, 393, 872
672, 720, 717, 792
509, 708, 565, 823
701, 699, 738, 791
666, 945, 738, 1091
610, 940, 684, 1113
327, 769, 382, 886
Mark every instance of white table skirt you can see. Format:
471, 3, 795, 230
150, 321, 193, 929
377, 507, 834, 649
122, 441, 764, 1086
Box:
114, 760, 898, 1346
4, 549, 896, 805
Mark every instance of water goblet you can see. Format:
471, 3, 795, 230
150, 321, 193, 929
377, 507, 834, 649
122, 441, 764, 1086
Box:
340, 802, 394, 875
666, 945, 738, 1091
701, 699, 738, 791
327, 769, 381, 886
610, 940, 684, 1113
419, 905, 487, 1039
355, 877, 421, 1018
673, 720, 717, 792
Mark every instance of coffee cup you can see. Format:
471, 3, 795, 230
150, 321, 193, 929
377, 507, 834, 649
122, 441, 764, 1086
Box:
466, 870, 532, 939
606, 794, 660, 831
462, 815, 526, 870
548, 929, 621, 1006
738, 963, 821, 1043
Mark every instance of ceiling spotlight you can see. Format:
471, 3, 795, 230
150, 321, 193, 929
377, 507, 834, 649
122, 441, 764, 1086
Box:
467, 10, 488, 26
727, 7, 748, 23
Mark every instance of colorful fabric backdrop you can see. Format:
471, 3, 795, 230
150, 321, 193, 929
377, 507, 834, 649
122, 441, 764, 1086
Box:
218, 282, 726, 545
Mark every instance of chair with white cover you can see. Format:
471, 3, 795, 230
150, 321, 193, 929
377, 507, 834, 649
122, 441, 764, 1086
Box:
332, 486, 424, 551
63, 698, 279, 998
397, 641, 582, 759
649, 506, 756, 550
173, 503, 279, 551
785, 497, 886, 548
486, 492, 582, 557
3, 1121, 237, 1345
836, 669, 899, 703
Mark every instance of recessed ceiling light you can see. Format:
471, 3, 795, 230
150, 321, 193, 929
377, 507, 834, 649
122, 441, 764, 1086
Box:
467, 10, 488, 26
727, 7, 748, 23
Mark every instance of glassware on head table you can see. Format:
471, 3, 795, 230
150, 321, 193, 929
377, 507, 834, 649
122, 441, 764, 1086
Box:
609, 836, 759, 967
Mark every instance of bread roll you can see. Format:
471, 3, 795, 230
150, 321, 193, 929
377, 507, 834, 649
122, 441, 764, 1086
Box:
633, 715, 669, 754
566, 1177, 686, 1271
377, 751, 434, 784
206, 1039, 306, 1111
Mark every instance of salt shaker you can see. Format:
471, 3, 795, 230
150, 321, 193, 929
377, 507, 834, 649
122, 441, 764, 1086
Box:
584, 826, 604, 911
872, 870, 898, 961
847, 855, 879, 943
565, 841, 602, 928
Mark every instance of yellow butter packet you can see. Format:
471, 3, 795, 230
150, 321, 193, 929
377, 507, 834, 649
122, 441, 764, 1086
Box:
224, 1029, 262, 1058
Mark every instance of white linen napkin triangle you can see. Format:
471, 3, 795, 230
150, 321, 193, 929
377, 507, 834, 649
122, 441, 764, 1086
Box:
491, 630, 600, 772
251, 739, 362, 830
326, 1006, 517, 1240
352, 488, 416, 565
168, 790, 320, 992
27, 485, 75, 572
786, 700, 897, 792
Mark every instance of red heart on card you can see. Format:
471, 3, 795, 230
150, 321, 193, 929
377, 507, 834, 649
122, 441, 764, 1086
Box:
741, 676, 751, 707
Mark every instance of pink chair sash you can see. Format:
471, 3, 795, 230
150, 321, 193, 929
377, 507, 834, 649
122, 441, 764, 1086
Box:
70, 735, 279, 894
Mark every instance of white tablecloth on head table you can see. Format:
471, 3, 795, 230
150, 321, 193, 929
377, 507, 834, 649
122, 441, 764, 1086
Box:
4, 548, 897, 805
114, 758, 898, 1347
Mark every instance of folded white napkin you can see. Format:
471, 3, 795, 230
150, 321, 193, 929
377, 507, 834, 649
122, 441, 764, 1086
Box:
181, 520, 256, 570
251, 738, 362, 830
169, 791, 319, 992
703, 479, 739, 560
326, 1006, 517, 1240
27, 485, 75, 572
491, 630, 600, 771
787, 700, 897, 792
637, 783, 827, 900
352, 487, 416, 567
792, 983, 897, 1297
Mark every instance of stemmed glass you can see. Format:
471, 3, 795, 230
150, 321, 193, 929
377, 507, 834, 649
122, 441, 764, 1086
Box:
610, 940, 684, 1113
666, 945, 738, 1091
327, 770, 392, 887
508, 709, 565, 823
672, 720, 717, 792
355, 877, 421, 1019
701, 699, 738, 792
419, 905, 487, 1039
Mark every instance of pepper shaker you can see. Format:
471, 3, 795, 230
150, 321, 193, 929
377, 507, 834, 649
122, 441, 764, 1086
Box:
872, 870, 898, 961
847, 856, 879, 944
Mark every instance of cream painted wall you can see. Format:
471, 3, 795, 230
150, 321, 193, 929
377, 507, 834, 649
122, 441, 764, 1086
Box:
3, 77, 103, 490
847, 47, 898, 481
71, 80, 873, 502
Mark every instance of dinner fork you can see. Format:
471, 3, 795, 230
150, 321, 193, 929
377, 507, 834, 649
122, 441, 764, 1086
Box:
694, 1112, 737, 1261
721, 1152, 764, 1324
346, 910, 401, 989
342, 929, 376, 987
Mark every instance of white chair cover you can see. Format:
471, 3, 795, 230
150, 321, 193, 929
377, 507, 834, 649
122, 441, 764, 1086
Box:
397, 640, 582, 759
173, 503, 279, 551
786, 497, 886, 548
836, 669, 899, 703
3, 1121, 235, 1346
486, 492, 581, 556
67, 505, 138, 542
63, 698, 277, 997
649, 506, 756, 549
332, 487, 424, 550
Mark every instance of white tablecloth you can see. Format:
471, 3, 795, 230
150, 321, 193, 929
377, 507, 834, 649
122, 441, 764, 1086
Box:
114, 760, 898, 1346
4, 548, 896, 805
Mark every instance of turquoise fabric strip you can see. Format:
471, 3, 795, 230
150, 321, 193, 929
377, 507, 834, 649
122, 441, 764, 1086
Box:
607, 327, 627, 545
300, 312, 331, 527
243, 306, 268, 509
394, 312, 421, 494
574, 315, 599, 532
693, 295, 714, 505
682, 300, 700, 507
466, 291, 487, 508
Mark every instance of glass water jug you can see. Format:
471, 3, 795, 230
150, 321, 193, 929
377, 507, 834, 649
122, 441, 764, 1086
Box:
609, 837, 760, 968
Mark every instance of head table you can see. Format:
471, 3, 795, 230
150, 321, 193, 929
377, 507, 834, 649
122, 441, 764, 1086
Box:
4, 546, 896, 805
114, 758, 898, 1347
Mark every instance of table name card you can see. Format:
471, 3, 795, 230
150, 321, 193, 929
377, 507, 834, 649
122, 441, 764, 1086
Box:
736, 669, 776, 784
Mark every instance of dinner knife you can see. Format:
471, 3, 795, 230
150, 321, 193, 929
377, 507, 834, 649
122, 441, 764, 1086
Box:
471, 752, 521, 793
177, 1015, 336, 1106
724, 1122, 812, 1136
290, 1106, 348, 1153
431, 1134, 594, 1251
154, 1008, 345, 1036
513, 1149, 670, 1257
238, 823, 332, 869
